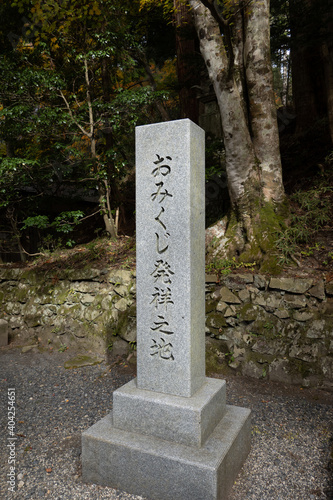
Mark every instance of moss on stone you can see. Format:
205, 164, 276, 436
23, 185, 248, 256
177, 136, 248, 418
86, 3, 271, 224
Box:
205, 341, 229, 376
64, 355, 103, 369
206, 312, 227, 331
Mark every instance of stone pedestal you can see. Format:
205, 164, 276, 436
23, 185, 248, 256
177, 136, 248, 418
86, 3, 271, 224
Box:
82, 379, 250, 500
82, 120, 251, 499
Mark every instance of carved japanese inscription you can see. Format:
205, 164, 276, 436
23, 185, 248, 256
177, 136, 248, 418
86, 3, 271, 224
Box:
149, 154, 175, 361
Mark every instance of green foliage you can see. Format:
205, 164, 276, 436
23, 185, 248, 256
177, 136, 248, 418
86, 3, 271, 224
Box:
206, 257, 256, 276
22, 211, 84, 234
276, 169, 333, 265
22, 215, 49, 230
0, 0, 177, 259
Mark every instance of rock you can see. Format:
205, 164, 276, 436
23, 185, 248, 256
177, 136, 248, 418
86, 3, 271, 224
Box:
205, 274, 218, 283
25, 314, 41, 328
308, 281, 325, 300
253, 274, 268, 289
252, 294, 266, 307
293, 311, 314, 322
306, 319, 327, 338
219, 286, 241, 304
320, 357, 333, 378
0, 318, 9, 346
118, 318, 136, 343
109, 337, 130, 357
283, 294, 307, 309
80, 294, 95, 305
232, 273, 254, 283
114, 298, 131, 312
269, 360, 302, 385
114, 284, 129, 297
22, 345, 39, 353
264, 294, 282, 311
323, 298, 333, 316
224, 305, 237, 317
274, 308, 290, 319
325, 282, 333, 295
289, 343, 324, 362
206, 313, 227, 330
64, 355, 104, 369
252, 339, 270, 354
241, 360, 264, 379
66, 268, 102, 281
216, 300, 228, 313
238, 288, 250, 302
240, 304, 259, 322
206, 298, 218, 313
108, 269, 132, 285
224, 274, 253, 291
73, 282, 99, 293
269, 277, 313, 294
229, 361, 240, 369
233, 346, 245, 358
83, 308, 102, 322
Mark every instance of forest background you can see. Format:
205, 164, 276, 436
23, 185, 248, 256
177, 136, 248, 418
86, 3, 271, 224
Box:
0, 0, 332, 276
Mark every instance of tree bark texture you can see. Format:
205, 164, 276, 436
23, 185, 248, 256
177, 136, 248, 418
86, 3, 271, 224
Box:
189, 0, 286, 268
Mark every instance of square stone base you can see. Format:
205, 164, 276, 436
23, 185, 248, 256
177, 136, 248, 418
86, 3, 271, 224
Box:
113, 377, 226, 447
82, 404, 251, 500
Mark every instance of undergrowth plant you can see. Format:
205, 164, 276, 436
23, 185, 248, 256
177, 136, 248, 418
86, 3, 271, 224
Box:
206, 256, 256, 275
275, 163, 333, 265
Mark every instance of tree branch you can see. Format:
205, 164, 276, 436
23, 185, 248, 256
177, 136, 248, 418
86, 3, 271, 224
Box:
59, 89, 91, 138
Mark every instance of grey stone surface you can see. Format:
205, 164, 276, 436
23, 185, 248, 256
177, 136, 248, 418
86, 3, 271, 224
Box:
82, 405, 251, 500
219, 286, 241, 304
308, 280, 325, 300
112, 377, 226, 447
135, 119, 205, 397
0, 319, 8, 346
269, 277, 313, 294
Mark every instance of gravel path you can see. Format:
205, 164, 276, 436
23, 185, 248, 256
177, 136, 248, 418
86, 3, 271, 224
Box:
1, 347, 332, 500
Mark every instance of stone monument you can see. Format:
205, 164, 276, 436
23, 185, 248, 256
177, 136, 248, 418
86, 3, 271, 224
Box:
82, 119, 251, 500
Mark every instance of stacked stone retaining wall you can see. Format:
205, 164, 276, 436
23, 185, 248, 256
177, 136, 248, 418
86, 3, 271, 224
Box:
0, 268, 332, 388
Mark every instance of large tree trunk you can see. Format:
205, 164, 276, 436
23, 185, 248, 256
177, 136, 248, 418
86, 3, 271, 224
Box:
189, 0, 286, 270
290, 0, 333, 142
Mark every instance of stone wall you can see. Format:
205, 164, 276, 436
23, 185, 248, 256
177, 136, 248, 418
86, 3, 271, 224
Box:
0, 268, 332, 388
0, 267, 136, 356
206, 274, 333, 389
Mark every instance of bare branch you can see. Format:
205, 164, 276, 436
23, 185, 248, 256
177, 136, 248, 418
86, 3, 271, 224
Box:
59, 90, 91, 138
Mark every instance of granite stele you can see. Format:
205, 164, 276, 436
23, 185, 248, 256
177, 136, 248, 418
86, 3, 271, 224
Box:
82, 119, 251, 500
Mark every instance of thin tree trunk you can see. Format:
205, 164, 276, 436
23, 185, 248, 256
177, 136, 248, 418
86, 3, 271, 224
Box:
61, 56, 118, 238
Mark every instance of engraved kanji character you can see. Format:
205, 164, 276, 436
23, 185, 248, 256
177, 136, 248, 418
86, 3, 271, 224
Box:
155, 232, 169, 254
151, 182, 173, 203
151, 154, 172, 177
150, 286, 174, 309
150, 338, 174, 360
155, 207, 167, 231
150, 315, 174, 335
151, 259, 174, 284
